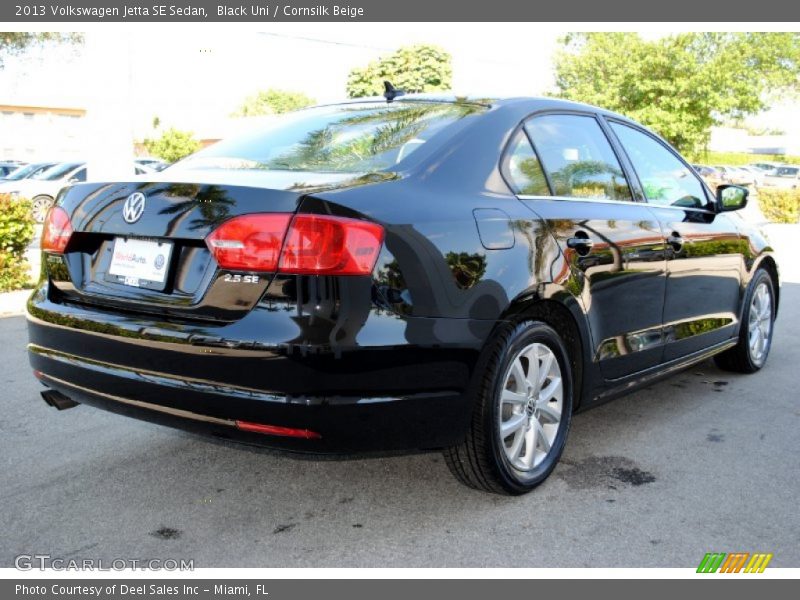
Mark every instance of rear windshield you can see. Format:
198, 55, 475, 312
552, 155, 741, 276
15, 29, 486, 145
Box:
175, 102, 484, 174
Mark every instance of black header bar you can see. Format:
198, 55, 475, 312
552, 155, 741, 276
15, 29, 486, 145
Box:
3, 0, 800, 22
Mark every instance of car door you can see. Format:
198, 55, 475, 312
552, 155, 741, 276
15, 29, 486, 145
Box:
512, 113, 668, 380
607, 120, 743, 361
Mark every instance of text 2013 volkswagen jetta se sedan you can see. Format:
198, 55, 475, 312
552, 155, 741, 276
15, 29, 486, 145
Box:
28, 95, 779, 494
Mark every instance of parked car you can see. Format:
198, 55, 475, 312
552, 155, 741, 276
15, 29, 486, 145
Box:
731, 166, 758, 186
714, 165, 754, 186
0, 161, 58, 183
1, 162, 156, 222
0, 162, 87, 222
764, 165, 800, 189
749, 162, 779, 176
738, 166, 765, 187
0, 161, 25, 178
692, 165, 724, 190
135, 157, 169, 172
28, 96, 779, 494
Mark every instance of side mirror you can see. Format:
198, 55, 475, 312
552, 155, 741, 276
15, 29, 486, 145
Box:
68, 177, 79, 184
716, 184, 748, 212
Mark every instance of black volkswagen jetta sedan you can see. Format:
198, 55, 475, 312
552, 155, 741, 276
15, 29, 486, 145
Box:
28, 95, 779, 494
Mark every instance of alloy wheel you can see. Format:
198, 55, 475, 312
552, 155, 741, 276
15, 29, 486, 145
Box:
498, 342, 563, 471
32, 197, 54, 223
748, 281, 772, 365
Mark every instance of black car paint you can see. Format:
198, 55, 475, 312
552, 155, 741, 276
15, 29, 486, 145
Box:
27, 96, 779, 453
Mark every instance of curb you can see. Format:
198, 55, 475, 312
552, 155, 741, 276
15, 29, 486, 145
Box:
0, 289, 31, 318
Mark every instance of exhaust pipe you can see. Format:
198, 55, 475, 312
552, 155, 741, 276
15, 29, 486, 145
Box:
41, 389, 80, 411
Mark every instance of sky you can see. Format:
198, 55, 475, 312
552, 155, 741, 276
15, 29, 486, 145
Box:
1, 25, 797, 140
0, 24, 559, 138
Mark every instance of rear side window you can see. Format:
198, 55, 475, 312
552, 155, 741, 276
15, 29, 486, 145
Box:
504, 131, 550, 196
525, 114, 631, 201
610, 122, 708, 209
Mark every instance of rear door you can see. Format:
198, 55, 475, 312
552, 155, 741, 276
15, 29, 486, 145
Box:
513, 113, 668, 380
606, 120, 743, 361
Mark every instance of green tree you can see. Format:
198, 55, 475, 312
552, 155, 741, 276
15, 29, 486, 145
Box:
346, 44, 452, 98
142, 128, 201, 163
233, 88, 316, 116
554, 33, 800, 154
0, 32, 83, 68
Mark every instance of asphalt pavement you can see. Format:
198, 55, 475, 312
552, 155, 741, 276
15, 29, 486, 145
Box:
1, 227, 798, 568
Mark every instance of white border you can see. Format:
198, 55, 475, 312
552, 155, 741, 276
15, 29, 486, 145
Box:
2, 20, 798, 578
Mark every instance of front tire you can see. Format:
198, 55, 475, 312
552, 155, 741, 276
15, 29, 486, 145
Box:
444, 321, 573, 495
714, 268, 776, 373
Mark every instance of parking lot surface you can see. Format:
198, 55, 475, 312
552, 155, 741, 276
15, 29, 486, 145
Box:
2, 226, 798, 568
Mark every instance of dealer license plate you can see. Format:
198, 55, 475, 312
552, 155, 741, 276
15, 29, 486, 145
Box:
108, 237, 173, 288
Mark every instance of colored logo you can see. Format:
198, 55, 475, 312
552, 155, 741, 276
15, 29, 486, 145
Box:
154, 254, 165, 270
122, 192, 146, 224
697, 552, 773, 573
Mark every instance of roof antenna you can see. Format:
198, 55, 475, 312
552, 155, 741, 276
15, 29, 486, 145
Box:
383, 81, 405, 103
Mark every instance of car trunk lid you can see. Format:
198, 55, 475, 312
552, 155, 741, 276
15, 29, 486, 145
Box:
47, 171, 363, 321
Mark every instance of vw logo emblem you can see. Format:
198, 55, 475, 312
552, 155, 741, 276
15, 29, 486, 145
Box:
122, 192, 146, 224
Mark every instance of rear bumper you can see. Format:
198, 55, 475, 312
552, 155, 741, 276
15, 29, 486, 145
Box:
27, 288, 493, 453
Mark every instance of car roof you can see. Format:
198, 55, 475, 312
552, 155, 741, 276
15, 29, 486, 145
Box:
322, 93, 643, 125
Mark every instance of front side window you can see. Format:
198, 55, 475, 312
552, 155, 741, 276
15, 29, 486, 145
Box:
610, 122, 708, 209
503, 130, 550, 196
525, 114, 631, 201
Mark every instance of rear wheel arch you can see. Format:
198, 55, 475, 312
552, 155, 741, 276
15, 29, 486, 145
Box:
499, 295, 588, 411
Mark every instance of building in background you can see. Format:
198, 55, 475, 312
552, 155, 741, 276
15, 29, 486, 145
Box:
709, 126, 800, 157
0, 103, 86, 161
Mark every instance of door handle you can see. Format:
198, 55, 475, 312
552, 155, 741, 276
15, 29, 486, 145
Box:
667, 232, 684, 252
566, 233, 594, 255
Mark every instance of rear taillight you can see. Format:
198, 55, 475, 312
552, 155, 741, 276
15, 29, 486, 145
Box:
279, 215, 385, 275
206, 214, 292, 272
206, 213, 384, 276
41, 207, 73, 253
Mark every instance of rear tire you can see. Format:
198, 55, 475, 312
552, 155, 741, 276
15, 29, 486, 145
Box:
714, 268, 775, 373
31, 195, 54, 223
444, 320, 573, 495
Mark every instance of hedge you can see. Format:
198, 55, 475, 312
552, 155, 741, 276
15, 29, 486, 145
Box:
0, 194, 36, 292
758, 188, 800, 224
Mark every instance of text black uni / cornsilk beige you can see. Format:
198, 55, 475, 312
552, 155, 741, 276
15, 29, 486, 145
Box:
218, 4, 365, 17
